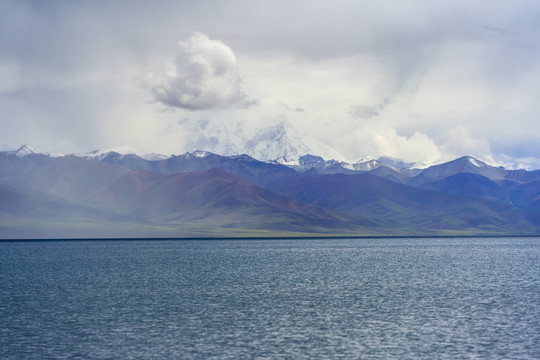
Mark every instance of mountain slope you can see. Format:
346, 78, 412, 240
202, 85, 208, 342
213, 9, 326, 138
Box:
268, 173, 540, 234
92, 151, 298, 190
85, 168, 361, 231
0, 183, 133, 222
409, 156, 507, 185
509, 180, 540, 212
0, 182, 156, 239
420, 173, 512, 205
0, 155, 370, 236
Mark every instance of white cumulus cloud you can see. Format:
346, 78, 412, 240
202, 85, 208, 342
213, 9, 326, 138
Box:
140, 32, 253, 111
440, 127, 494, 164
332, 125, 441, 164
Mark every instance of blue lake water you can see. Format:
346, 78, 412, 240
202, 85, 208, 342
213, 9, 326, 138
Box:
1, 237, 539, 359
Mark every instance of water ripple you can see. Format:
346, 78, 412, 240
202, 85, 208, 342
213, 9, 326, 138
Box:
1, 237, 539, 359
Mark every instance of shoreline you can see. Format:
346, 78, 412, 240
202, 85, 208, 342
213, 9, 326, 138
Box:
2, 234, 540, 242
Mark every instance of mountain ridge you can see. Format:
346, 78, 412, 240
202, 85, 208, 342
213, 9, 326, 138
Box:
9, 144, 535, 174
3, 146, 540, 238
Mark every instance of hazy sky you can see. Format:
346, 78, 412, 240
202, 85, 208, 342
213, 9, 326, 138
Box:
2, 0, 540, 168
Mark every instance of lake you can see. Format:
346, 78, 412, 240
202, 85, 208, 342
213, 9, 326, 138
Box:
1, 237, 539, 359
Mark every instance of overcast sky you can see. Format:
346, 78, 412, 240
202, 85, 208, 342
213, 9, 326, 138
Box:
1, 0, 540, 168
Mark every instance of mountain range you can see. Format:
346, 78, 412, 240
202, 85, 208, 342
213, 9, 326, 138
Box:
2, 145, 540, 238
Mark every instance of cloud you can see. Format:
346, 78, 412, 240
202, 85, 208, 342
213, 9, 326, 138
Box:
498, 154, 540, 171
366, 129, 441, 164
349, 98, 390, 119
277, 101, 305, 113
329, 124, 440, 163
2, 1, 540, 169
440, 127, 494, 163
482, 25, 509, 37
350, 105, 378, 119
140, 32, 253, 111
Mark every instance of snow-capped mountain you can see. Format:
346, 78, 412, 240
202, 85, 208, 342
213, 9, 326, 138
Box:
180, 118, 346, 163
11, 144, 540, 187
2, 144, 480, 180
375, 156, 419, 170
286, 154, 424, 175
8, 145, 64, 158
80, 146, 169, 161
12, 145, 39, 156
409, 156, 508, 185
344, 156, 425, 171
243, 121, 346, 163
